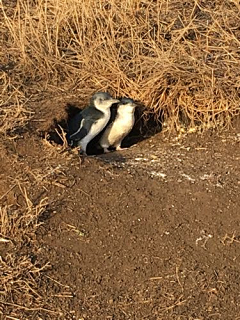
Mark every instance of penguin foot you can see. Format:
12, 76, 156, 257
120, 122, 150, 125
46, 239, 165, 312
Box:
115, 146, 124, 151
103, 147, 111, 154
129, 144, 137, 149
79, 149, 87, 156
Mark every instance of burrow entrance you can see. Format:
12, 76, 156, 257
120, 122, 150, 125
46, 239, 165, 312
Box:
47, 102, 163, 155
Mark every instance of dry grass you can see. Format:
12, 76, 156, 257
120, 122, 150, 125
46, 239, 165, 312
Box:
0, 91, 33, 136
0, 184, 59, 318
0, 0, 240, 134
0, 141, 76, 318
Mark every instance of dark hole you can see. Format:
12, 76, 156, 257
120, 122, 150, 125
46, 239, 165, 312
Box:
47, 118, 68, 145
47, 103, 81, 145
121, 103, 163, 148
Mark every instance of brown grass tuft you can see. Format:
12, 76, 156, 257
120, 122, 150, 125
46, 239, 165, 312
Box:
0, 92, 33, 136
0, 185, 62, 318
0, 0, 240, 132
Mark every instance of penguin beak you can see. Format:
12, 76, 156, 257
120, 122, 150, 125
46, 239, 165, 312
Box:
110, 98, 120, 104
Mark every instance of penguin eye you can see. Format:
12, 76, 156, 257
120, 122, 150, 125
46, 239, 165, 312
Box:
99, 98, 103, 103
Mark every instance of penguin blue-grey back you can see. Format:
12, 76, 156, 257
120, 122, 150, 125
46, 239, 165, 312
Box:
69, 92, 119, 154
99, 98, 137, 153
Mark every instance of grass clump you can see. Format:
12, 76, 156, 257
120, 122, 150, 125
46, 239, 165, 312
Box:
0, 185, 56, 318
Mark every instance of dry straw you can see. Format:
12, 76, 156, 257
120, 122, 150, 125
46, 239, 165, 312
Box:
1, 0, 240, 132
0, 183, 58, 317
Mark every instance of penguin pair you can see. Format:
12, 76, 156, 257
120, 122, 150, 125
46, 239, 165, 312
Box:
68, 92, 137, 155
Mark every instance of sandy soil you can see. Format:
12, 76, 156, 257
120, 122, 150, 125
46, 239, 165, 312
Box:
0, 99, 240, 319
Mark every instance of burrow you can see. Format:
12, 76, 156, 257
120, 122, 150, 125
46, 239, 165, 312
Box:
43, 100, 163, 155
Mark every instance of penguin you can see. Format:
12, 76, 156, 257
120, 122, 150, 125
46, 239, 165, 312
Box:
99, 98, 137, 153
68, 92, 119, 154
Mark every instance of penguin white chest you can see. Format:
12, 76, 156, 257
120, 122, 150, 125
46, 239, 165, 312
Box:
100, 113, 134, 148
90, 111, 110, 138
111, 117, 133, 140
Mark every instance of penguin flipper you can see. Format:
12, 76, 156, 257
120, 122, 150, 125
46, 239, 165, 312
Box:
69, 107, 104, 144
68, 113, 83, 135
69, 120, 86, 141
69, 118, 94, 141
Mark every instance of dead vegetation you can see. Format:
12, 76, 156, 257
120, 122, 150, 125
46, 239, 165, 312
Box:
0, 185, 59, 318
1, 0, 240, 134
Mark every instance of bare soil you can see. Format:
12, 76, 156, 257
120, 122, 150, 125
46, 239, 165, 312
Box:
0, 98, 240, 319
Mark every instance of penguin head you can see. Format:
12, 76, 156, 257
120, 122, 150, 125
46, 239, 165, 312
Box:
117, 98, 136, 114
91, 92, 119, 111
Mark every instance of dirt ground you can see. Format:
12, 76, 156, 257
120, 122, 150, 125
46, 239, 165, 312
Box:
1, 98, 240, 319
